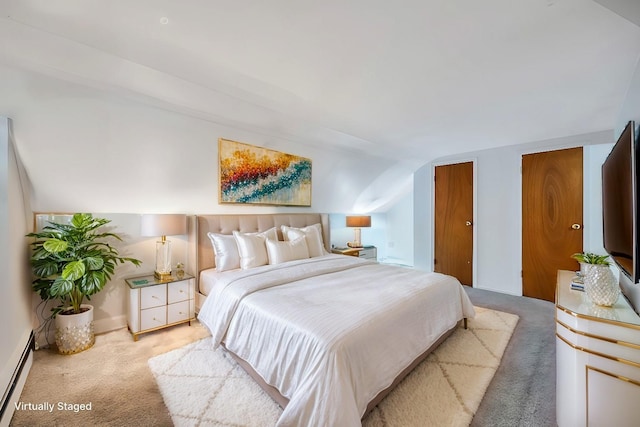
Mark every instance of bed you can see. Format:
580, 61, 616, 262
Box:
195, 213, 475, 426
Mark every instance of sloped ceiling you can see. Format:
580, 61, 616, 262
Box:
1, 0, 640, 210
593, 0, 640, 27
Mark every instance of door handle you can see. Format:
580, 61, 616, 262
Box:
571, 223, 581, 230
465, 221, 473, 226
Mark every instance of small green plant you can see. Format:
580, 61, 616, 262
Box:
27, 213, 141, 316
571, 252, 610, 265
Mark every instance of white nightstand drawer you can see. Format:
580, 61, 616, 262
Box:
141, 284, 167, 309
168, 300, 190, 324
126, 273, 195, 340
359, 247, 377, 260
140, 306, 167, 330
168, 280, 190, 304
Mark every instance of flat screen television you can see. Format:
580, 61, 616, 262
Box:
602, 120, 639, 285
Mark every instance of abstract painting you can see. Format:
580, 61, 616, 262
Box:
218, 138, 312, 206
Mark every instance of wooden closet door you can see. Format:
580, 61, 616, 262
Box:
434, 162, 474, 286
522, 147, 583, 302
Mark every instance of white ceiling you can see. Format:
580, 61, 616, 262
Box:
2, 0, 640, 165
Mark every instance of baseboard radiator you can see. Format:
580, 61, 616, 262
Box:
0, 331, 35, 426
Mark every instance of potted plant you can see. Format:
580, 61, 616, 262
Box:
571, 252, 619, 306
27, 213, 141, 354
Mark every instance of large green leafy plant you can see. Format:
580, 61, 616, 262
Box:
28, 213, 141, 316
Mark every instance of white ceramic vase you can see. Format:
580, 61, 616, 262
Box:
583, 264, 620, 307
55, 304, 95, 354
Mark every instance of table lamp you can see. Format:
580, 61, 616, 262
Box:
141, 214, 187, 280
345, 215, 371, 248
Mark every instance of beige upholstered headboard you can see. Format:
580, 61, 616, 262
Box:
196, 213, 330, 276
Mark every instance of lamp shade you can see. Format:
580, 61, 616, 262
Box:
140, 214, 187, 237
346, 215, 371, 228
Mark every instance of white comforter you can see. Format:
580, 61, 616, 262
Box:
198, 254, 475, 427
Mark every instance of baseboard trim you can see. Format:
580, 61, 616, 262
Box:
93, 314, 127, 335
473, 285, 522, 296
0, 330, 35, 426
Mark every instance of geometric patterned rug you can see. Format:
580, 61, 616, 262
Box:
148, 306, 518, 427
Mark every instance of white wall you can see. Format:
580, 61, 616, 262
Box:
1, 117, 33, 425
583, 143, 615, 254
384, 192, 413, 266
413, 166, 431, 271
0, 63, 408, 338
618, 48, 640, 132
0, 64, 396, 215
414, 131, 613, 296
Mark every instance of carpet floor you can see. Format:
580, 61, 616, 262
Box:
148, 307, 518, 427
10, 286, 556, 426
9, 321, 211, 427
464, 287, 557, 427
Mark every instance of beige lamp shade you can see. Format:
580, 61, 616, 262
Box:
140, 214, 187, 238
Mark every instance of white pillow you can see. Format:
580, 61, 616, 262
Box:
207, 232, 240, 272
281, 224, 325, 258
266, 237, 310, 265
233, 227, 278, 269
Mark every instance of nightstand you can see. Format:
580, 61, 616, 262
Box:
332, 245, 377, 260
332, 247, 361, 257
125, 273, 196, 341
359, 246, 377, 260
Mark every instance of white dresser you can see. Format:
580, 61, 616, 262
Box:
555, 270, 640, 427
126, 273, 196, 341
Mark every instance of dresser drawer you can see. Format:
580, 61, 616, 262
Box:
141, 284, 167, 309
140, 306, 166, 331
168, 300, 190, 324
168, 280, 190, 304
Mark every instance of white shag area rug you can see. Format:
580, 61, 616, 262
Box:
148, 307, 518, 427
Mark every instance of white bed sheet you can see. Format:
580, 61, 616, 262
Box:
198, 267, 221, 296
198, 254, 475, 427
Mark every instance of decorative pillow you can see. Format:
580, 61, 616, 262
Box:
207, 232, 240, 272
233, 227, 278, 269
281, 224, 326, 258
266, 236, 310, 265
